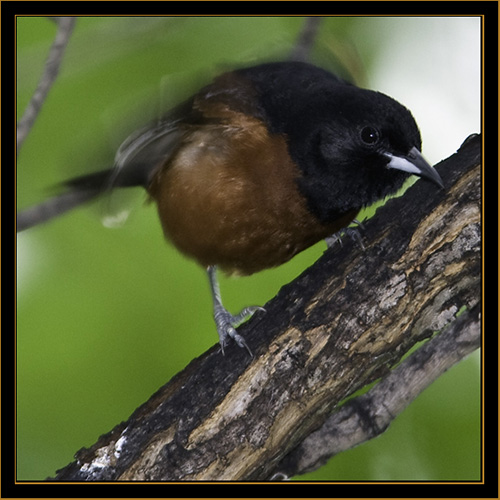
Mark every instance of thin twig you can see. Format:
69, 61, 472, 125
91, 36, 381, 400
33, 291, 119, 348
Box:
17, 16, 76, 154
290, 17, 323, 62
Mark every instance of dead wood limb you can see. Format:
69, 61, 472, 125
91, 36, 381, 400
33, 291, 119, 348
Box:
275, 303, 480, 478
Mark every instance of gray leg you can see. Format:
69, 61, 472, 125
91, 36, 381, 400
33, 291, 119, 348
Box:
207, 266, 265, 356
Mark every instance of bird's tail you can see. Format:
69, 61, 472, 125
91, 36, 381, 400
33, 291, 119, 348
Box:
17, 116, 184, 233
17, 169, 114, 232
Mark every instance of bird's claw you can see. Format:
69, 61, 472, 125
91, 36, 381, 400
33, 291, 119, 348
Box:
214, 305, 266, 357
325, 219, 365, 251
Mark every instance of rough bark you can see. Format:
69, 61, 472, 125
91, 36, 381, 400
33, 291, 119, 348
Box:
275, 303, 480, 478
54, 134, 481, 482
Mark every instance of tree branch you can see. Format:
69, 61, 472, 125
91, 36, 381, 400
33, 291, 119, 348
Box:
16, 16, 76, 154
274, 303, 480, 478
53, 134, 481, 481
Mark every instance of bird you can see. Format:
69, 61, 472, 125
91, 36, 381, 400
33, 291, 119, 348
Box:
17, 61, 444, 355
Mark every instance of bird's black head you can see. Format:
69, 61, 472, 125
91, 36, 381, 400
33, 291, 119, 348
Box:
238, 62, 443, 224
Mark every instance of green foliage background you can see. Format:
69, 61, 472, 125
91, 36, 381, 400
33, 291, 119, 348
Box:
17, 16, 481, 481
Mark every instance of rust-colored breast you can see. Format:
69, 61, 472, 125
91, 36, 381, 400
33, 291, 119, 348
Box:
148, 106, 356, 275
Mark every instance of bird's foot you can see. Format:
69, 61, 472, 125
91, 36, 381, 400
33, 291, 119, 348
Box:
325, 219, 365, 250
214, 304, 266, 357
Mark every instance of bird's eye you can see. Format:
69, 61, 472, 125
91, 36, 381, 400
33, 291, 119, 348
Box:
360, 126, 380, 145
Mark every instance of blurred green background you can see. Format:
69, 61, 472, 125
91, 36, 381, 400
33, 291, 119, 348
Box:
16, 16, 481, 481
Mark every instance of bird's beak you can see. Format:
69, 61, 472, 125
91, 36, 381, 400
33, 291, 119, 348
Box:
385, 147, 444, 189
